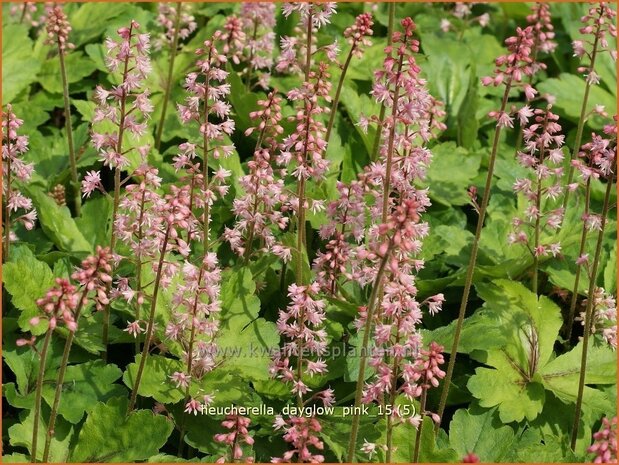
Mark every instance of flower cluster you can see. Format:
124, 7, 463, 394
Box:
440, 3, 490, 33
270, 283, 329, 397
214, 415, 254, 463
225, 92, 290, 261
2, 105, 36, 237
509, 106, 565, 257
344, 13, 374, 58
588, 416, 618, 463
176, 33, 235, 239
44, 4, 74, 54
166, 252, 222, 383
34, 278, 80, 332
573, 3, 617, 84
32, 246, 113, 333
482, 26, 537, 127
10, 2, 47, 28
89, 21, 153, 171
72, 246, 114, 312
278, 63, 331, 183
155, 3, 196, 50
272, 416, 325, 463
527, 3, 557, 58
277, 3, 338, 74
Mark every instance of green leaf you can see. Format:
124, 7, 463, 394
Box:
421, 36, 472, 119
75, 195, 113, 246
42, 360, 126, 424
220, 266, 261, 323
2, 24, 42, 102
69, 3, 128, 46
382, 416, 458, 462
449, 407, 515, 461
468, 365, 545, 423
540, 341, 615, 416
426, 309, 507, 355
216, 312, 279, 382
475, 280, 563, 367
467, 280, 563, 422
456, 62, 479, 148
37, 52, 97, 94
26, 186, 92, 253
8, 408, 74, 462
3, 245, 54, 334
422, 142, 482, 206
72, 99, 97, 122
71, 397, 173, 462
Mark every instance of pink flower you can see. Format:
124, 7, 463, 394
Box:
2, 105, 36, 237
214, 415, 254, 462
91, 20, 152, 171
44, 5, 74, 54
124, 320, 144, 338
588, 416, 617, 463
81, 170, 103, 197
154, 3, 196, 50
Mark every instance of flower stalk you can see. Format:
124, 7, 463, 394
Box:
570, 152, 615, 449
437, 26, 536, 424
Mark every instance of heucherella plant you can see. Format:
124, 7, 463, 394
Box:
324, 12, 374, 145
44, 4, 80, 215
214, 414, 255, 462
508, 106, 565, 294
2, 105, 36, 261
565, 125, 617, 344
437, 24, 538, 424
177, 32, 235, 246
579, 288, 617, 350
269, 282, 333, 462
87, 20, 153, 359
10, 1, 46, 27
127, 183, 197, 413
2, 3, 619, 464
345, 18, 447, 461
277, 2, 338, 76
279, 62, 332, 281
440, 3, 490, 35
570, 122, 616, 449
240, 2, 277, 89
225, 91, 290, 262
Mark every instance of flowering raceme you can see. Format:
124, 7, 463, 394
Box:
572, 3, 617, 84
241, 2, 277, 88
509, 106, 565, 264
482, 26, 538, 127
588, 417, 618, 463
176, 32, 234, 243
155, 3, 196, 51
2, 105, 36, 254
277, 3, 338, 74
89, 21, 152, 173
214, 415, 255, 462
225, 91, 290, 261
